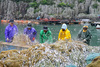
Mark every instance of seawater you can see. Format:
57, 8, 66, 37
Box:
0, 22, 99, 46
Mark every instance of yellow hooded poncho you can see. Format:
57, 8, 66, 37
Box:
58, 28, 71, 41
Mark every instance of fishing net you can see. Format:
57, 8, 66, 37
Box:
0, 39, 100, 67
12, 34, 39, 46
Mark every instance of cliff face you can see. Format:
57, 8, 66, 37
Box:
0, 0, 100, 19
0, 0, 29, 19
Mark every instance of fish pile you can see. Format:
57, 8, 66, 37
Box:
0, 38, 100, 67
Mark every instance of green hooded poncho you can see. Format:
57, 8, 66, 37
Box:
40, 29, 53, 44
78, 29, 92, 45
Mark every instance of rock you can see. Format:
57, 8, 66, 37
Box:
89, 1, 96, 14
18, 14, 23, 19
3, 0, 17, 19
0, 0, 28, 19
24, 7, 34, 19
62, 8, 74, 18
0, 0, 100, 19
85, 53, 100, 65
85, 0, 92, 13
78, 3, 85, 13
87, 56, 100, 67
17, 1, 29, 18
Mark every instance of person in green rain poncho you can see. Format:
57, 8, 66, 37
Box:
78, 26, 92, 45
40, 26, 53, 44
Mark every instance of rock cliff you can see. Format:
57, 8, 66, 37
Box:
0, 0, 100, 19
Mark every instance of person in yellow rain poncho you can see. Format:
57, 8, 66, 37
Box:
78, 26, 92, 45
58, 24, 71, 41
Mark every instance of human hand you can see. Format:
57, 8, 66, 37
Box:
7, 38, 9, 41
83, 39, 86, 42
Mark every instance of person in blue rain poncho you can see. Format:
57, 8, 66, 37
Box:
24, 23, 37, 42
5, 19, 18, 42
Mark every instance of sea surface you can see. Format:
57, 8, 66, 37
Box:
0, 22, 99, 46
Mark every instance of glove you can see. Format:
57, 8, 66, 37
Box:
7, 38, 9, 41
32, 37, 35, 40
83, 39, 86, 42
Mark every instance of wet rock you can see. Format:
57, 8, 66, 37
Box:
87, 56, 100, 67
85, 53, 100, 65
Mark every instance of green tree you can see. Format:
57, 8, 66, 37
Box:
40, 0, 47, 5
34, 9, 40, 13
92, 3, 98, 8
66, 3, 74, 9
29, 1, 39, 9
97, 0, 100, 2
40, 0, 55, 5
68, 4, 74, 9
78, 0, 85, 3
58, 2, 74, 9
57, 2, 66, 7
11, 0, 32, 2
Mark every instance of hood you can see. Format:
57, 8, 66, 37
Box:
61, 24, 67, 30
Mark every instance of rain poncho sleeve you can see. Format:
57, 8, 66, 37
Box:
85, 30, 92, 41
66, 30, 71, 40
58, 29, 71, 41
40, 30, 53, 43
24, 28, 27, 34
40, 30, 43, 43
77, 30, 82, 39
33, 29, 37, 38
47, 31, 53, 43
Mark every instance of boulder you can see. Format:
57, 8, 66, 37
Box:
87, 56, 100, 67
85, 53, 100, 65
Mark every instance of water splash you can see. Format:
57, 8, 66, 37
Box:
12, 34, 39, 46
